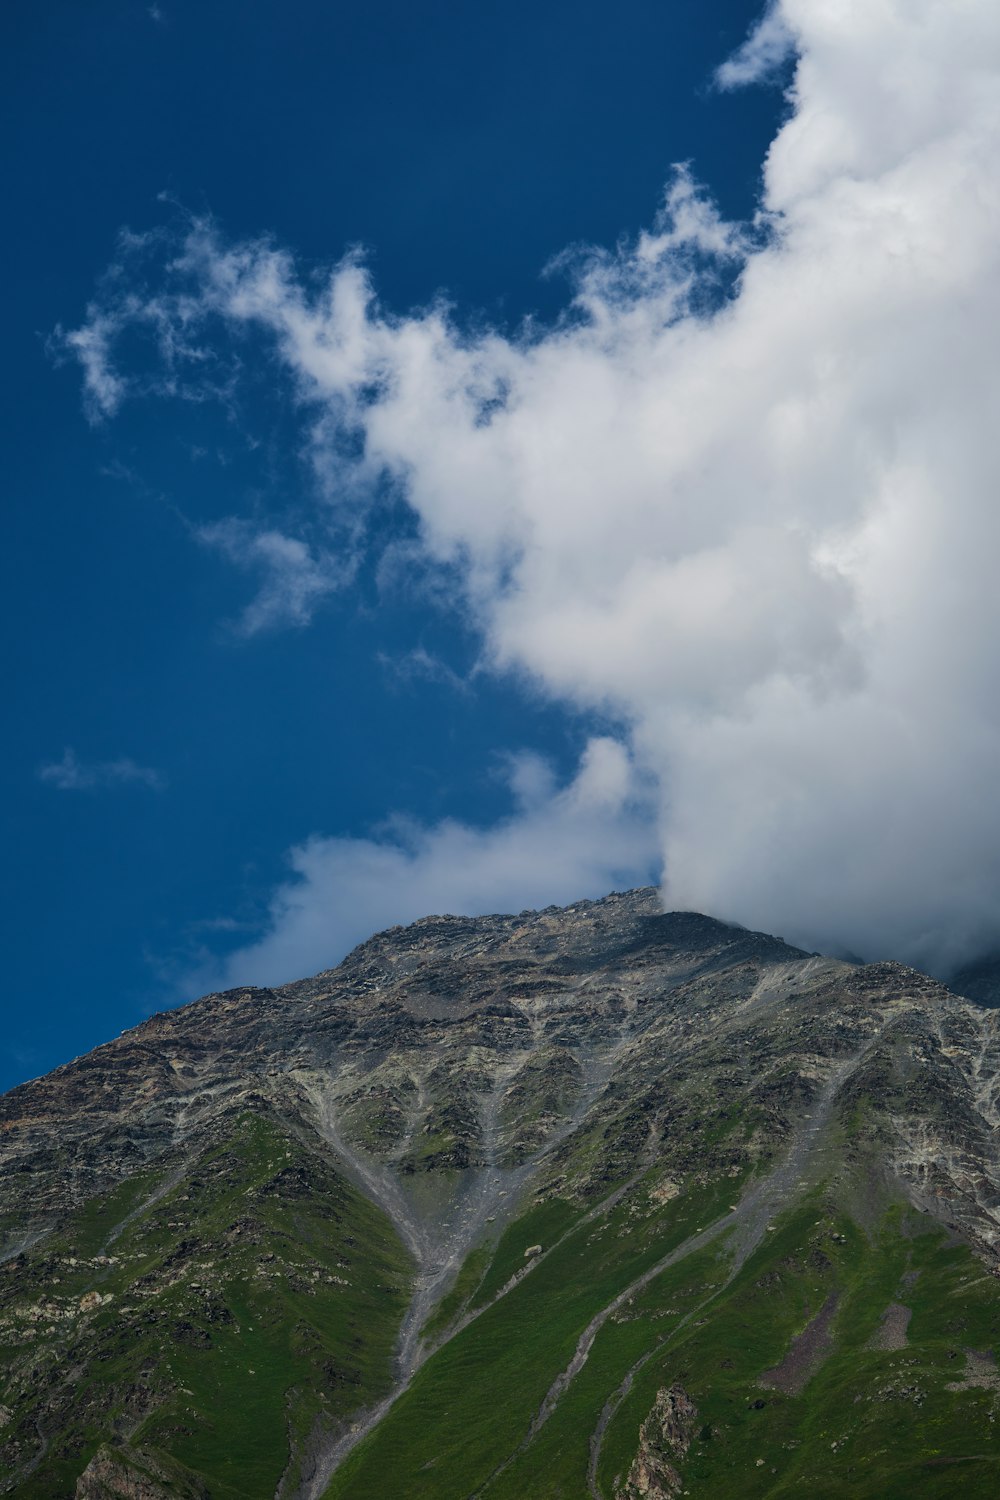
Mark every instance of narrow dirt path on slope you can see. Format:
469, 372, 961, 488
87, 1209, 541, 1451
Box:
473, 1052, 862, 1499
439, 1105, 669, 1354
99, 1157, 195, 1256
284, 1035, 637, 1499
583, 1053, 865, 1498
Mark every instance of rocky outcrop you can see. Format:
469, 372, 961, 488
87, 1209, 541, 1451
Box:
75, 1443, 205, 1498
615, 1384, 698, 1500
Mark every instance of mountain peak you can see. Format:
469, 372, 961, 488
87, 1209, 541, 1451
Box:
2, 894, 999, 1496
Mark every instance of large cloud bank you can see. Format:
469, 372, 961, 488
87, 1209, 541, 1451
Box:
69, 0, 1000, 976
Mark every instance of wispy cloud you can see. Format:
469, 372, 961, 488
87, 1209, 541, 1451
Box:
38, 748, 165, 792
64, 2, 1000, 975
196, 519, 345, 636
376, 646, 471, 695
51, 308, 130, 422
714, 2, 796, 90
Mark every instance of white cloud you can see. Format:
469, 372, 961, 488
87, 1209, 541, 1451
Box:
376, 646, 471, 695
53, 309, 129, 421
39, 748, 164, 792
67, 1, 1000, 976
715, 2, 796, 90
198, 738, 658, 989
197, 519, 344, 635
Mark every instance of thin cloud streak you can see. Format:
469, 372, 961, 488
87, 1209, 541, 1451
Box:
39, 748, 165, 792
196, 519, 345, 636
376, 646, 472, 696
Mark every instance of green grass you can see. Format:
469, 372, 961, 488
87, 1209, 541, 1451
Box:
421, 1244, 493, 1344
325, 1174, 741, 1498
6, 1094, 1000, 1498
487, 1245, 723, 1499
0, 1108, 413, 1498
598, 1197, 1000, 1500
321, 1169, 1000, 1500
470, 1197, 582, 1308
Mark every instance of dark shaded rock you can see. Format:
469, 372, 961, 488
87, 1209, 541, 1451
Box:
615, 1384, 698, 1500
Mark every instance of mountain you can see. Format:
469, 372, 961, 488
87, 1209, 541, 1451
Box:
2, 888, 1000, 1498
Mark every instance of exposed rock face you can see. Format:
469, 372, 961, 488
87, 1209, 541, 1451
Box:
6, 893, 1000, 1267
0, 894, 820, 1307
74, 1443, 205, 1498
1, 889, 1000, 1496
616, 1385, 698, 1500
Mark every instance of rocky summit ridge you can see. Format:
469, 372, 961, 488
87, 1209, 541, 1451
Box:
2, 889, 1000, 1497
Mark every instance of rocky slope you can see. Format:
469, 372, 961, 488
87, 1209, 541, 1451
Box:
1, 889, 1000, 1496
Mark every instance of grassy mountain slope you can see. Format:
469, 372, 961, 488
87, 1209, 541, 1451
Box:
1, 891, 999, 1496
1, 1109, 411, 1498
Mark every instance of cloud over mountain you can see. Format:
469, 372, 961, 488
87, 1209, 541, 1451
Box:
200, 738, 658, 991
65, 0, 1000, 976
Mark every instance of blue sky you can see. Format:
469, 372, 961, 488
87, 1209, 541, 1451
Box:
3, 0, 779, 1089
9, 1, 1000, 1092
